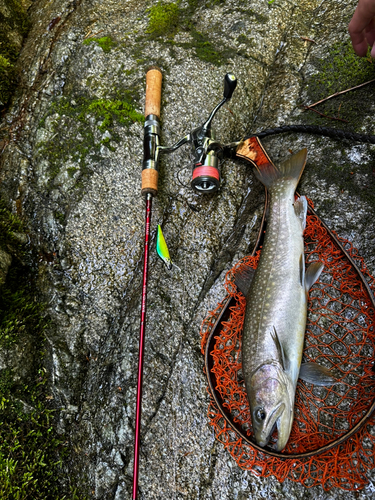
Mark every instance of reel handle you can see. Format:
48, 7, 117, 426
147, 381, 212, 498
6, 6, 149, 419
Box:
191, 73, 237, 193
142, 67, 163, 197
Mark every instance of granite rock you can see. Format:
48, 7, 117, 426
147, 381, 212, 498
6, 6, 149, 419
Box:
0, 0, 374, 498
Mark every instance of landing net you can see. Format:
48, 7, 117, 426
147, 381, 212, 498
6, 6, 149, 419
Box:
200, 209, 375, 491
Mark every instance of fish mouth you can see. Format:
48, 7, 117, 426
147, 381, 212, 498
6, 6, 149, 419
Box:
275, 407, 293, 452
255, 402, 285, 448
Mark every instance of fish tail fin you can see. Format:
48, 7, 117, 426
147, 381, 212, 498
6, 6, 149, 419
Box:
254, 149, 307, 190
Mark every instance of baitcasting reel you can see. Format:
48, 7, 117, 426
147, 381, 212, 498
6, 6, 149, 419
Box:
142, 73, 238, 195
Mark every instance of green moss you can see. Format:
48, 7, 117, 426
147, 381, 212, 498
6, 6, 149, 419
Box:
0, 202, 23, 244
36, 90, 144, 193
0, 198, 44, 351
0, 0, 30, 36
190, 28, 224, 65
0, 199, 86, 499
67, 167, 78, 178
0, 53, 17, 105
303, 40, 375, 130
236, 34, 248, 44
309, 42, 374, 95
146, 1, 180, 37
236, 34, 257, 48
0, 392, 85, 499
0, 55, 12, 69
176, 25, 227, 66
101, 136, 116, 151
83, 98, 145, 130
54, 211, 65, 224
0, 0, 31, 107
83, 36, 116, 52
135, 0, 249, 66
305, 143, 375, 212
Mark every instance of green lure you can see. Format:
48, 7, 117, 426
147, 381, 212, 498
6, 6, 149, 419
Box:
156, 225, 173, 270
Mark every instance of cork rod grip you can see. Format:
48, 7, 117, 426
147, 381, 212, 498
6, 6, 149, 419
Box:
141, 169, 159, 197
145, 67, 162, 118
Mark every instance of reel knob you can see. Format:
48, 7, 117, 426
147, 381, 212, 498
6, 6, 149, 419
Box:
223, 73, 237, 100
191, 152, 220, 193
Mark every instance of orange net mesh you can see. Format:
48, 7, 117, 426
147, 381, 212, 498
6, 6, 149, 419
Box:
200, 210, 375, 491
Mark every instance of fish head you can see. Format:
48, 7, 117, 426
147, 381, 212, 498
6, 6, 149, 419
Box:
248, 362, 294, 451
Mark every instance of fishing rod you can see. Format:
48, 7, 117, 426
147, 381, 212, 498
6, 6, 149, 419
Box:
133, 68, 375, 498
132, 66, 162, 500
132, 67, 238, 499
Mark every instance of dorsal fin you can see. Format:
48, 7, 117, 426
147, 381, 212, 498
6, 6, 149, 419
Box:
294, 195, 308, 230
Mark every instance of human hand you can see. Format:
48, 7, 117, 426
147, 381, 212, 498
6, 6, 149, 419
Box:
348, 0, 375, 57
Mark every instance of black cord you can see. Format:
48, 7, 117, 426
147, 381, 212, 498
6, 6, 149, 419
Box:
246, 125, 375, 144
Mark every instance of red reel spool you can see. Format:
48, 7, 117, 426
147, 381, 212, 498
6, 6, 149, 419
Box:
191, 165, 220, 192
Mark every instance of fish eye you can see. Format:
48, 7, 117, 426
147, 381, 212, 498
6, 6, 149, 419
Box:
255, 407, 266, 421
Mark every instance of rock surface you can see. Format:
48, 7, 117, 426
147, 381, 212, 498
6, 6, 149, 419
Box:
0, 0, 30, 106
1, 0, 375, 498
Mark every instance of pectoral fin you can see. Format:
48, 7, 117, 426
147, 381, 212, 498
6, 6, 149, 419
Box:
299, 254, 305, 288
305, 261, 324, 292
270, 327, 288, 372
299, 362, 337, 386
234, 265, 255, 297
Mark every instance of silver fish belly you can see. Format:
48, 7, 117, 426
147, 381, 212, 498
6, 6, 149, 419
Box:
237, 149, 326, 451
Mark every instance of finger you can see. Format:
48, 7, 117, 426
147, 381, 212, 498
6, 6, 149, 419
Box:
349, 15, 368, 56
350, 34, 370, 57
372, 42, 375, 58
349, 0, 375, 34
351, 38, 370, 56
364, 18, 375, 48
348, 0, 375, 55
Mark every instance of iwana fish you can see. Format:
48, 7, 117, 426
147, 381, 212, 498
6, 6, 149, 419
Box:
235, 149, 336, 452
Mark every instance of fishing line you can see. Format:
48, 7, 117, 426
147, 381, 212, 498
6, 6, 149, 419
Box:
176, 165, 192, 189
248, 124, 375, 143
168, 240, 189, 498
